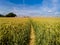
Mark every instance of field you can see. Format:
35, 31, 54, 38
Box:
0, 17, 60, 45
31, 17, 60, 45
0, 18, 31, 45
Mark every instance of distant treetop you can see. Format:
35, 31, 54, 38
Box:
5, 13, 17, 17
0, 12, 17, 17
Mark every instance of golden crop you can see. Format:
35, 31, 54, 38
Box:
0, 17, 31, 45
0, 17, 60, 45
31, 17, 60, 45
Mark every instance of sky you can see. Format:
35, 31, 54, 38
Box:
0, 0, 60, 16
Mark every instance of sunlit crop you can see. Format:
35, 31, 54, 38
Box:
0, 17, 60, 45
31, 17, 60, 45
0, 18, 31, 45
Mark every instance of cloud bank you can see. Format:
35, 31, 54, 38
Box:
0, 0, 60, 16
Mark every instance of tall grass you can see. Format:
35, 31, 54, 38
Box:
32, 18, 60, 45
0, 18, 31, 45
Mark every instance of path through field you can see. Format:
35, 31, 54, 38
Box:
29, 25, 35, 45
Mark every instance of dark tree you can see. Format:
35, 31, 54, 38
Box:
0, 14, 4, 17
5, 13, 17, 17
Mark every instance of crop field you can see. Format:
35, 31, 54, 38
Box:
31, 17, 60, 45
0, 17, 60, 45
0, 18, 31, 45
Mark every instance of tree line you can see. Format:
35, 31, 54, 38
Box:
0, 12, 17, 17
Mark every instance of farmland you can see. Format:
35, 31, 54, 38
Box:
31, 17, 60, 45
0, 17, 60, 45
0, 18, 31, 45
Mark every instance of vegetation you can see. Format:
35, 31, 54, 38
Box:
0, 17, 60, 45
0, 13, 17, 17
0, 18, 31, 45
31, 17, 60, 45
0, 14, 5, 17
5, 13, 17, 17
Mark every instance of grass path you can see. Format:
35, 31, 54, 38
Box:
29, 25, 35, 45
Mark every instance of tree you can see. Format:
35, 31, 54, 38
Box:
0, 14, 4, 17
5, 13, 17, 17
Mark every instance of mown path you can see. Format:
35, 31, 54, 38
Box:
29, 25, 35, 45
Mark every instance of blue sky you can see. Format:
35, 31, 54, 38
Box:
0, 0, 60, 16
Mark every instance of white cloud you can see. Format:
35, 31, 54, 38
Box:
0, 0, 60, 16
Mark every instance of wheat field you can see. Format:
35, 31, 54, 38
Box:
0, 17, 60, 45
0, 18, 31, 45
31, 17, 60, 45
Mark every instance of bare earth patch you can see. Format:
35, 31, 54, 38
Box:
29, 25, 35, 45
